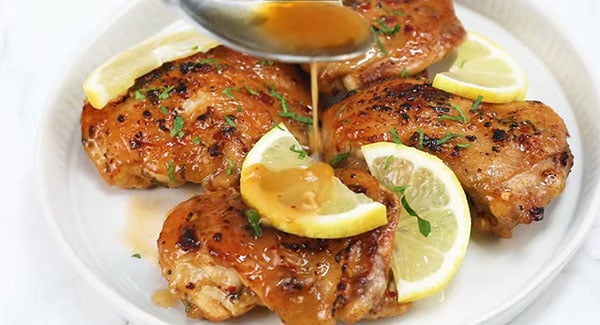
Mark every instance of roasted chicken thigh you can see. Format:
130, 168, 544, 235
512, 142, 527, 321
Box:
81, 46, 312, 190
321, 78, 573, 238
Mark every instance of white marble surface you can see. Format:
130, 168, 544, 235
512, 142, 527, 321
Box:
0, 0, 598, 324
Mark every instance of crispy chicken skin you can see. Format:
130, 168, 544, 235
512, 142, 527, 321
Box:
317, 0, 466, 96
321, 78, 573, 238
81, 46, 312, 190
158, 169, 410, 324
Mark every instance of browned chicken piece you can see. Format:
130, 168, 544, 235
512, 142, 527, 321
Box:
321, 78, 574, 238
81, 46, 312, 190
317, 0, 466, 97
158, 169, 410, 324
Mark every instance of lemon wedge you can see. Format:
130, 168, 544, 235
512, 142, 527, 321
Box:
361, 142, 470, 303
240, 124, 387, 239
432, 31, 528, 103
83, 28, 219, 109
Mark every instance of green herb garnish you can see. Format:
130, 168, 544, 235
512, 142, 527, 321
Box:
245, 209, 262, 238
167, 160, 175, 182
459, 59, 468, 69
329, 152, 350, 168
440, 103, 468, 123
470, 95, 484, 112
436, 132, 462, 145
390, 129, 403, 144
372, 18, 401, 36
245, 85, 259, 95
223, 87, 237, 100
192, 137, 202, 145
336, 104, 347, 119
131, 253, 141, 259
170, 115, 184, 137
400, 66, 408, 78
226, 159, 235, 175
289, 144, 307, 159
392, 186, 431, 237
160, 105, 169, 114
158, 86, 175, 100
224, 115, 237, 128
197, 58, 223, 72
416, 129, 424, 149
384, 155, 393, 170
134, 90, 145, 100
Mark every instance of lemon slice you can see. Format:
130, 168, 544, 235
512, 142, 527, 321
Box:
432, 31, 528, 103
240, 124, 387, 239
83, 28, 219, 109
361, 142, 470, 303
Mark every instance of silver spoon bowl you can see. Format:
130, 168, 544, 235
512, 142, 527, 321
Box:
165, 0, 375, 63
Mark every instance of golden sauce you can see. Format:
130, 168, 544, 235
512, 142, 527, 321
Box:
254, 1, 371, 55
244, 162, 336, 214
123, 189, 197, 264
309, 61, 322, 158
152, 289, 179, 308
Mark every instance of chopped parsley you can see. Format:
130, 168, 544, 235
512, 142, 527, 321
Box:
170, 115, 184, 137
416, 129, 424, 149
259, 59, 274, 66
271, 85, 312, 124
237, 105, 243, 112
192, 137, 202, 145
390, 129, 403, 144
456, 143, 471, 148
440, 103, 468, 123
224, 115, 237, 128
372, 18, 401, 36
245, 209, 262, 238
223, 87, 237, 100
459, 59, 468, 69
131, 253, 141, 259
134, 90, 146, 100
470, 95, 484, 112
436, 132, 462, 145
158, 86, 175, 100
336, 104, 347, 119
160, 105, 169, 114
197, 58, 223, 72
401, 66, 408, 78
245, 85, 259, 95
329, 152, 350, 168
392, 186, 431, 237
226, 159, 235, 175
384, 155, 393, 170
374, 35, 389, 56
272, 122, 284, 130
167, 160, 175, 182
289, 144, 307, 159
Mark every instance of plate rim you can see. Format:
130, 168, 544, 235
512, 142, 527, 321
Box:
36, 0, 600, 324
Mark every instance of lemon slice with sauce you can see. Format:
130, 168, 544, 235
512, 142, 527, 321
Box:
240, 124, 387, 239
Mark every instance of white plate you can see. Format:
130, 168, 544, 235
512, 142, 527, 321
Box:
37, 0, 600, 324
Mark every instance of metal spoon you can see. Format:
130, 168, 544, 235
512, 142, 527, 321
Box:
164, 0, 375, 63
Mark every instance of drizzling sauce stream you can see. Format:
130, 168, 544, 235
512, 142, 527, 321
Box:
254, 0, 373, 157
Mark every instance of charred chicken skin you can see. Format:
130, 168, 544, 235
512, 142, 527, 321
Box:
81, 46, 312, 191
317, 0, 466, 96
158, 169, 410, 324
321, 78, 573, 238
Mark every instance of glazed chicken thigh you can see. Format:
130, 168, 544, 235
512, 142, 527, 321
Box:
317, 0, 466, 96
81, 46, 312, 191
158, 169, 410, 324
321, 78, 573, 238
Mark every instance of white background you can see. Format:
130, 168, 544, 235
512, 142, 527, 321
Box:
0, 0, 598, 324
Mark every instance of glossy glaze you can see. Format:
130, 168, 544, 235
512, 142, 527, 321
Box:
321, 78, 573, 238
317, 0, 466, 96
81, 46, 312, 190
158, 169, 410, 324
